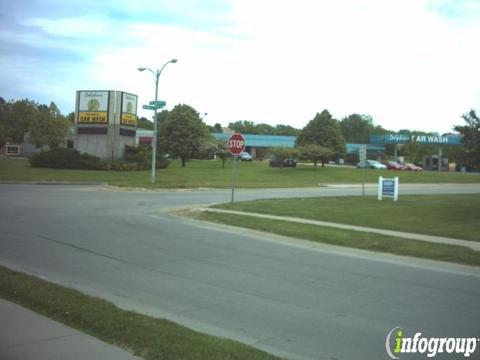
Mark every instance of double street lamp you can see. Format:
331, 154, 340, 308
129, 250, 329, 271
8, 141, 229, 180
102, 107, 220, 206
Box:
138, 59, 177, 184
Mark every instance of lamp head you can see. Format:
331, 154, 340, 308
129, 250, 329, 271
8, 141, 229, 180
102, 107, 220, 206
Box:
170, 59, 178, 64
137, 67, 146, 71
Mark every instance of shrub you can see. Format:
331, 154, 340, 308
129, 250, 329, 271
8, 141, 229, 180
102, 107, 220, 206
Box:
123, 144, 170, 170
29, 147, 170, 171
29, 148, 105, 170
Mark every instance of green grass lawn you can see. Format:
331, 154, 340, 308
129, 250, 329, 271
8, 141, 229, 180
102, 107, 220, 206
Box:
1, 157, 480, 188
194, 211, 480, 266
0, 265, 281, 360
214, 194, 480, 242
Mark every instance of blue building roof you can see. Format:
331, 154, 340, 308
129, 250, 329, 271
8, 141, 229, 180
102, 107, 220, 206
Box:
212, 133, 386, 154
212, 133, 296, 148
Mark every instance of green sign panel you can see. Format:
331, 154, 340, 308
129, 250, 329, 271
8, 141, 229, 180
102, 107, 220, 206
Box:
149, 100, 166, 108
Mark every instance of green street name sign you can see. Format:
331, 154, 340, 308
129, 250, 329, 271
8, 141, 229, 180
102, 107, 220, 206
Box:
142, 104, 156, 110
149, 100, 166, 108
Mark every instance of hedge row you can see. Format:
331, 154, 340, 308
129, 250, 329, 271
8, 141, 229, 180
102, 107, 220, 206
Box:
29, 148, 169, 171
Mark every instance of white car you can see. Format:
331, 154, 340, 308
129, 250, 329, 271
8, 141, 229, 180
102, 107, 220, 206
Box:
238, 151, 253, 161
357, 160, 387, 169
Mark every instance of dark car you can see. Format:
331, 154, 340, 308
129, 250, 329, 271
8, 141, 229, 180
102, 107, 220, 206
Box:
404, 162, 423, 171
385, 161, 406, 170
269, 157, 297, 167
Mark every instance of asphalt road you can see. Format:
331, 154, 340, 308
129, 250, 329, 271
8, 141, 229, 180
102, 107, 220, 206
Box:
1, 183, 480, 360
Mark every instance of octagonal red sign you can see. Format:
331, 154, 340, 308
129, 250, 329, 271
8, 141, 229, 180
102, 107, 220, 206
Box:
228, 133, 246, 155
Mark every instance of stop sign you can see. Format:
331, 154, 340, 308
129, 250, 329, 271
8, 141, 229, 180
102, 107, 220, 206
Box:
228, 133, 246, 155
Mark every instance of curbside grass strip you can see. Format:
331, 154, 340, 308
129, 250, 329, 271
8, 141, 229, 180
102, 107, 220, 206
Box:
198, 208, 480, 251
0, 265, 282, 360
191, 211, 480, 267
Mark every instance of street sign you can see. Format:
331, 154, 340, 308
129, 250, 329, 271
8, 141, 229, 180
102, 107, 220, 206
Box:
143, 101, 166, 111
359, 145, 367, 167
149, 100, 166, 108
228, 133, 246, 156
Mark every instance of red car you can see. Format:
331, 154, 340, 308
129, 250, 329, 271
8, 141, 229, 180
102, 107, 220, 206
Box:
404, 162, 423, 171
385, 161, 405, 170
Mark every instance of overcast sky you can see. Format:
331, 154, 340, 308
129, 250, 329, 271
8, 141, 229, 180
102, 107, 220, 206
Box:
1, 0, 479, 133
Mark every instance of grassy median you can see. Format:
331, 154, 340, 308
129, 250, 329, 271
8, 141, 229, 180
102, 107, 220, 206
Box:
0, 265, 281, 360
1, 157, 479, 188
213, 194, 480, 241
193, 211, 480, 266
189, 194, 480, 266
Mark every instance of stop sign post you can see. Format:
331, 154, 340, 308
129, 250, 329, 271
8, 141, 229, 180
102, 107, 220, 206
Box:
228, 133, 246, 155
228, 133, 246, 203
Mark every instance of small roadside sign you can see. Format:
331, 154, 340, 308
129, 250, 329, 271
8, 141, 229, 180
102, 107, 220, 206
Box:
142, 104, 156, 110
359, 145, 367, 167
378, 176, 399, 201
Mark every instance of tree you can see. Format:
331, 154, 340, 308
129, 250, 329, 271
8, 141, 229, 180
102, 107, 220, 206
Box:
28, 102, 69, 148
212, 140, 231, 168
228, 120, 258, 134
137, 116, 154, 130
297, 144, 333, 168
339, 114, 376, 143
268, 146, 299, 161
454, 109, 480, 169
296, 110, 346, 160
212, 123, 223, 133
156, 110, 169, 128
1, 99, 37, 143
255, 123, 275, 134
158, 104, 210, 167
274, 124, 300, 136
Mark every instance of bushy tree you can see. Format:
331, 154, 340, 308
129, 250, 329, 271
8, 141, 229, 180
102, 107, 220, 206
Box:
297, 144, 333, 168
454, 109, 480, 169
0, 98, 37, 143
268, 146, 299, 160
228, 120, 258, 134
28, 102, 69, 148
274, 124, 300, 136
137, 116, 154, 130
296, 110, 345, 159
339, 114, 377, 143
158, 104, 210, 167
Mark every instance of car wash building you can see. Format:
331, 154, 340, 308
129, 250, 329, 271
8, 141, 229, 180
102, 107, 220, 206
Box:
370, 133, 463, 171
75, 90, 137, 160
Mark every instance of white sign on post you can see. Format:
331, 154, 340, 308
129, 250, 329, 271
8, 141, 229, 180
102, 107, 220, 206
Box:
359, 145, 367, 167
378, 176, 399, 201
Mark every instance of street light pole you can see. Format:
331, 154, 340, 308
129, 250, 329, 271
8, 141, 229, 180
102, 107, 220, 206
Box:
138, 59, 177, 184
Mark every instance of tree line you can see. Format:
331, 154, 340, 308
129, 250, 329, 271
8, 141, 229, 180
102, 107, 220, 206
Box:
0, 97, 73, 148
1, 96, 478, 170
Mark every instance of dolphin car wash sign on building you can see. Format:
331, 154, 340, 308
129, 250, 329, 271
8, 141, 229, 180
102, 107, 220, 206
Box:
380, 133, 463, 145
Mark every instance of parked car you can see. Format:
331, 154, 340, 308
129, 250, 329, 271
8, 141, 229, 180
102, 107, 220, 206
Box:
238, 151, 253, 161
404, 162, 423, 171
357, 160, 387, 170
385, 161, 406, 170
269, 156, 297, 167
